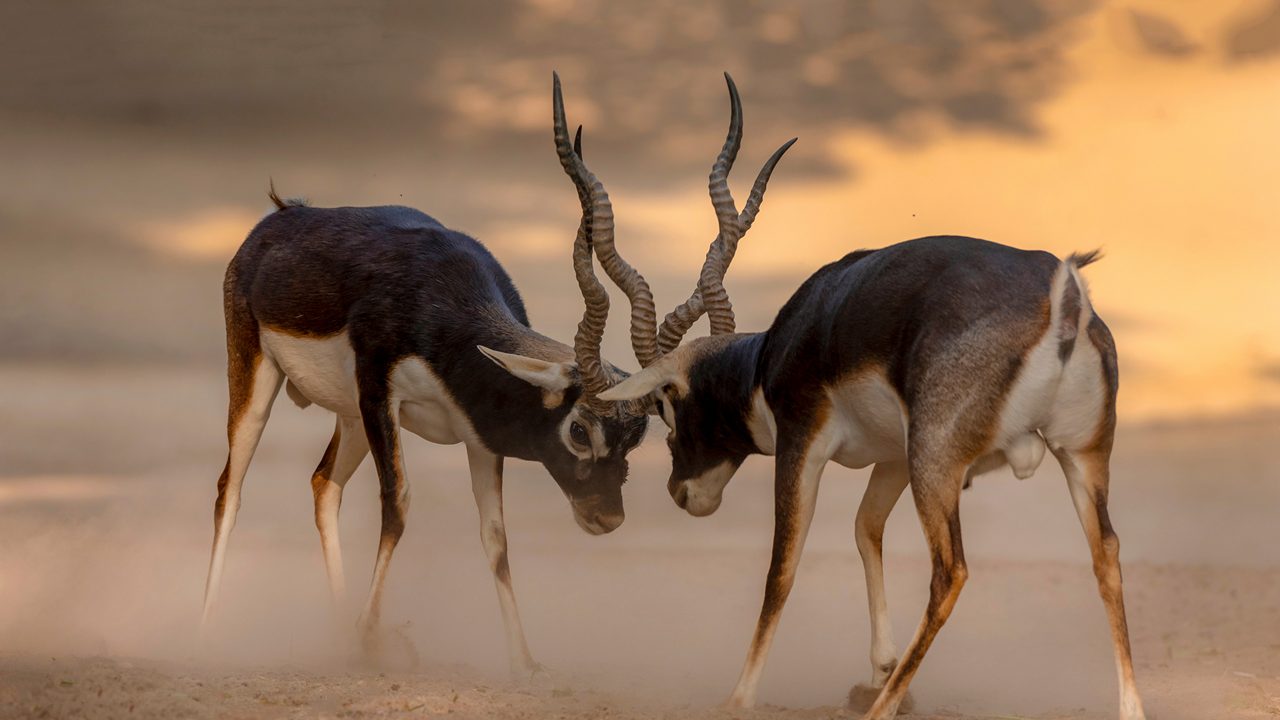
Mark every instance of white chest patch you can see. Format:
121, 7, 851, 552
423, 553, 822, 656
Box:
825, 371, 909, 469
391, 356, 477, 445
259, 329, 475, 446
746, 389, 777, 456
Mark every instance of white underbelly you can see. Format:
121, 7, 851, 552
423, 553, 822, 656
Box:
261, 329, 361, 415
826, 371, 909, 469
259, 329, 476, 445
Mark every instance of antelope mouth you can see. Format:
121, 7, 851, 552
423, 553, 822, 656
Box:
573, 512, 624, 536
671, 481, 690, 510
670, 478, 724, 517
571, 499, 625, 535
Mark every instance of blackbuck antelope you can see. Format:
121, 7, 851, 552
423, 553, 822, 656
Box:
587, 80, 1146, 718
200, 74, 779, 673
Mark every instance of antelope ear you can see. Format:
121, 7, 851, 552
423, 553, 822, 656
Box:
597, 364, 674, 402
477, 346, 573, 393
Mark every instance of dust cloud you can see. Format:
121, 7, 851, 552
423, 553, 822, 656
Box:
1, 365, 1278, 718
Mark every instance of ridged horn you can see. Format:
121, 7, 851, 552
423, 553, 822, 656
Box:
553, 72, 661, 370
553, 74, 612, 399
655, 74, 795, 353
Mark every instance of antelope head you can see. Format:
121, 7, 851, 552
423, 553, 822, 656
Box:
590, 73, 796, 516
478, 74, 657, 534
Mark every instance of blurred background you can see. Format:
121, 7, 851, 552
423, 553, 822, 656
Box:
1, 2, 1278, 719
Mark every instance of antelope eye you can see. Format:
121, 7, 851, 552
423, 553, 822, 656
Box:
569, 421, 589, 448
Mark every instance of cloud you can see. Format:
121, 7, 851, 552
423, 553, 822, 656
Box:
0, 0, 1096, 185
1224, 0, 1280, 61
1128, 9, 1199, 58
1257, 359, 1280, 384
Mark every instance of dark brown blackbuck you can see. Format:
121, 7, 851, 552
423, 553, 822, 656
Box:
586, 78, 1146, 719
200, 74, 789, 674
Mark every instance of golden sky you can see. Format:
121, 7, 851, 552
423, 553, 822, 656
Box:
795, 7, 1276, 421
581, 2, 1280, 421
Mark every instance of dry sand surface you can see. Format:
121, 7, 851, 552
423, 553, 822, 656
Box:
1, 365, 1278, 719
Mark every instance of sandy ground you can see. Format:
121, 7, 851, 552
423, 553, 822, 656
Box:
1, 365, 1278, 719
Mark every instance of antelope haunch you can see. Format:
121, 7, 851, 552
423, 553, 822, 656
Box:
589, 78, 1146, 719
199, 75, 755, 673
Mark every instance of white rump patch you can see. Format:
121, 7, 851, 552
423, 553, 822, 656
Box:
995, 260, 1107, 465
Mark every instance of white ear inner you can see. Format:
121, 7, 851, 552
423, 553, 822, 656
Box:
659, 393, 677, 431
597, 362, 686, 402
477, 345, 573, 408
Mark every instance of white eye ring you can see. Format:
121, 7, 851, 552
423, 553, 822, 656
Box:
561, 415, 593, 460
